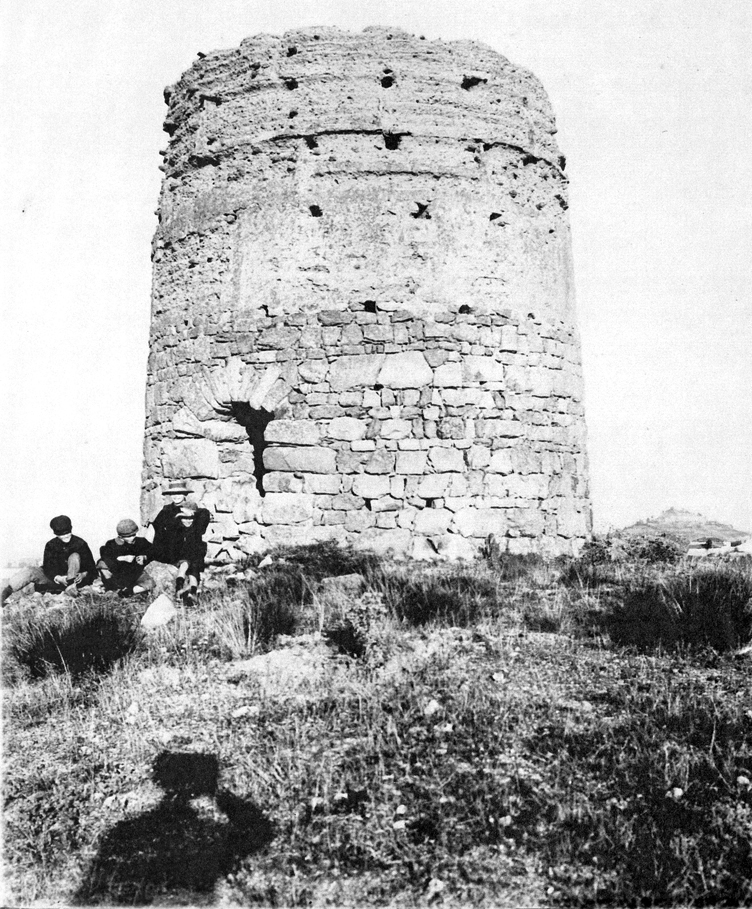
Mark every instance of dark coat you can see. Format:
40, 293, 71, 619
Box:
151, 504, 211, 566
42, 535, 96, 581
99, 537, 153, 583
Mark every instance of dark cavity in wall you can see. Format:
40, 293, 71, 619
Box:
411, 202, 431, 219
309, 205, 323, 217
230, 403, 275, 496
462, 75, 487, 90
383, 132, 401, 150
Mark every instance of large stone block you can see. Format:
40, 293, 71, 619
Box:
377, 352, 433, 389
265, 420, 320, 446
329, 354, 384, 391
463, 357, 505, 384
414, 508, 452, 535
432, 362, 463, 387
380, 419, 412, 440
260, 493, 314, 525
453, 507, 510, 538
161, 440, 220, 479
263, 446, 336, 474
326, 417, 368, 441
396, 451, 428, 474
417, 474, 450, 498
352, 474, 390, 499
428, 447, 465, 472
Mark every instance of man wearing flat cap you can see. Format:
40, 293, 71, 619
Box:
97, 519, 155, 597
1, 515, 96, 604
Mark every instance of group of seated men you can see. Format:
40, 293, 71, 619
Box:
1, 481, 211, 606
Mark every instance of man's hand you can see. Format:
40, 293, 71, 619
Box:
54, 575, 67, 586
135, 555, 147, 566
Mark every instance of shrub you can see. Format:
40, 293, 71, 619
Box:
607, 567, 752, 651
377, 568, 501, 626
4, 599, 142, 681
244, 541, 382, 585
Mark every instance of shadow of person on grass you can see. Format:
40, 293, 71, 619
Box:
74, 751, 273, 905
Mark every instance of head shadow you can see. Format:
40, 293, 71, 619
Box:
73, 750, 273, 905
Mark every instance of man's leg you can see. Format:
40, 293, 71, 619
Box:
131, 569, 155, 596
1, 566, 51, 603
96, 560, 118, 591
175, 560, 189, 599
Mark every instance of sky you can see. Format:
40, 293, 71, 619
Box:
1, 0, 750, 564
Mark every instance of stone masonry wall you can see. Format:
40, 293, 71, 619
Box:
141, 26, 592, 560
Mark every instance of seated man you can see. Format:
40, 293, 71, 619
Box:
149, 480, 211, 564
1, 515, 95, 604
172, 501, 209, 606
97, 519, 155, 597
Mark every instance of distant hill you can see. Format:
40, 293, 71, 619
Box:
622, 508, 750, 544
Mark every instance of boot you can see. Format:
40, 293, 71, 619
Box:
175, 577, 185, 599
1, 585, 13, 606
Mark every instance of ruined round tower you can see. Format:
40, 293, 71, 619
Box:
142, 26, 591, 560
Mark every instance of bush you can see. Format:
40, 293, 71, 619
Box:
4, 600, 143, 681
607, 567, 752, 651
378, 568, 501, 627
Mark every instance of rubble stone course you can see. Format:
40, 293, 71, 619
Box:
141, 26, 592, 561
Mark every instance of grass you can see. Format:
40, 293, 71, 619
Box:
3, 537, 752, 906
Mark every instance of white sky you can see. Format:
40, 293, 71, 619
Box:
1, 0, 750, 564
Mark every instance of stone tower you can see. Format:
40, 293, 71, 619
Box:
142, 26, 591, 561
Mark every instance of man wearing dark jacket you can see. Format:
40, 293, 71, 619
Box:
1, 515, 95, 604
149, 480, 211, 564
97, 519, 155, 597
171, 501, 210, 606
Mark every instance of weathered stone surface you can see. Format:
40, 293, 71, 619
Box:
265, 420, 320, 446
352, 475, 390, 499
414, 508, 452, 535
141, 593, 178, 630
326, 417, 368, 441
428, 447, 465, 473
260, 493, 314, 525
377, 352, 433, 389
141, 27, 591, 558
161, 440, 220, 479
329, 355, 384, 391
263, 447, 336, 474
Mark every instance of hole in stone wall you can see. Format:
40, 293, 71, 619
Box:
230, 403, 275, 497
461, 75, 487, 90
383, 132, 401, 150
364, 499, 373, 511
287, 46, 298, 57
288, 110, 298, 119
424, 498, 437, 508
458, 304, 472, 314
373, 383, 384, 391
284, 78, 299, 90
305, 135, 318, 149
363, 301, 377, 313
522, 154, 539, 166
381, 75, 395, 88
555, 194, 569, 210
411, 202, 431, 219
309, 205, 323, 217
